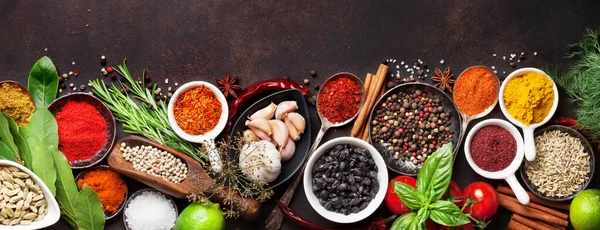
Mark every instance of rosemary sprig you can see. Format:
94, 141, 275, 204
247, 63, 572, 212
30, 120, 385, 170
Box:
90, 60, 206, 162
553, 28, 600, 138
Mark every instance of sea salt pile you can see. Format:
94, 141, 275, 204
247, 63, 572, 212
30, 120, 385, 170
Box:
124, 190, 177, 230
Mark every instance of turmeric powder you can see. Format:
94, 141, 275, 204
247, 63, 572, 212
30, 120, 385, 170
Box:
77, 167, 127, 213
503, 72, 555, 126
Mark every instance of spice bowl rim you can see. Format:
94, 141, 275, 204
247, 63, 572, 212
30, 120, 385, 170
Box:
454, 65, 500, 120
464, 119, 525, 179
316, 72, 365, 127
518, 125, 596, 202
74, 165, 129, 220
122, 188, 178, 230
0, 160, 61, 230
48, 92, 117, 169
303, 137, 389, 224
167, 81, 229, 143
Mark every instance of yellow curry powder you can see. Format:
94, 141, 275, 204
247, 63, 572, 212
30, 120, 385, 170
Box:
503, 72, 554, 126
0, 83, 36, 127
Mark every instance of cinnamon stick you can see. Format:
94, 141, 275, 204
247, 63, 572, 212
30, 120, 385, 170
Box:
512, 214, 562, 230
351, 73, 377, 137
498, 193, 569, 228
508, 217, 534, 230
497, 185, 571, 211
350, 65, 388, 137
363, 73, 374, 96
353, 73, 375, 138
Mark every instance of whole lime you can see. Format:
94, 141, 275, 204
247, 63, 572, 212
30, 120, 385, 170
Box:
175, 202, 225, 230
570, 189, 600, 230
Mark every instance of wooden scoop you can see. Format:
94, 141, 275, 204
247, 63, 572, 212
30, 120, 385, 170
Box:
107, 135, 261, 220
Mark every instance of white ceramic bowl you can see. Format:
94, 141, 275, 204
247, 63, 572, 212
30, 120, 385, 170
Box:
167, 81, 229, 143
303, 137, 388, 224
0, 160, 61, 230
498, 67, 559, 162
464, 119, 530, 205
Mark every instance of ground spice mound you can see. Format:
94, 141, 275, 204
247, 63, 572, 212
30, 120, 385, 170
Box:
470, 125, 516, 172
317, 76, 361, 123
503, 72, 554, 126
453, 67, 497, 116
56, 101, 107, 162
0, 83, 35, 127
77, 168, 127, 213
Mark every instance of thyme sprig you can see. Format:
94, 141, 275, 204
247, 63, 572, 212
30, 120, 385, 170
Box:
90, 60, 206, 162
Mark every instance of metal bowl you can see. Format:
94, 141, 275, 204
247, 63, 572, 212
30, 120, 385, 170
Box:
368, 82, 462, 175
75, 165, 129, 220
48, 93, 116, 169
519, 125, 596, 201
123, 188, 178, 230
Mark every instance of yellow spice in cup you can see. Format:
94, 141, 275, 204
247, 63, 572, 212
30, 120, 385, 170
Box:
503, 72, 554, 126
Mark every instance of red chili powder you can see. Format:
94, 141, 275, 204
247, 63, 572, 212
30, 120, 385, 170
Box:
317, 76, 361, 123
470, 125, 516, 172
56, 101, 107, 162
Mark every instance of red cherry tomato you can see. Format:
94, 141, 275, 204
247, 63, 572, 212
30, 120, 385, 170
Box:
461, 182, 499, 221
385, 176, 417, 215
443, 180, 464, 207
439, 222, 474, 230
426, 218, 438, 230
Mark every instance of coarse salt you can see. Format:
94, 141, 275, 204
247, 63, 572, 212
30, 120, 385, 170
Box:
72, 61, 76, 65
439, 59, 444, 64
124, 191, 177, 230
165, 78, 169, 84
534, 52, 538, 56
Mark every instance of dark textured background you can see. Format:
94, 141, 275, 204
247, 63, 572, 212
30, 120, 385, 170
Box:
1, 0, 599, 229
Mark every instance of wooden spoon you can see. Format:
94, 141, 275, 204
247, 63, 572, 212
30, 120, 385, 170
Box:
107, 135, 261, 220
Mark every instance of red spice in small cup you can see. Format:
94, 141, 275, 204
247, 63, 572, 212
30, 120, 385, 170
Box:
56, 101, 107, 162
470, 125, 516, 172
317, 76, 361, 123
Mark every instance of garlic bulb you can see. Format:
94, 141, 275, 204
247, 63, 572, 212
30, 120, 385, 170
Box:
275, 101, 298, 120
249, 102, 277, 120
239, 141, 282, 184
279, 138, 296, 162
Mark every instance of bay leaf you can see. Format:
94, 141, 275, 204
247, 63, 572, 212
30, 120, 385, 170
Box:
0, 141, 17, 162
28, 56, 59, 108
23, 107, 58, 151
3, 113, 31, 167
31, 138, 56, 196
0, 113, 18, 155
75, 185, 105, 230
51, 148, 79, 226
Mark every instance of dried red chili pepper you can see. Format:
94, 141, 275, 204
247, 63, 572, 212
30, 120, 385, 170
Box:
275, 200, 335, 230
553, 116, 578, 127
226, 78, 314, 133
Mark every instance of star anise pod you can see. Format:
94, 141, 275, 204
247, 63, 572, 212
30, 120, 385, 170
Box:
217, 73, 241, 98
431, 67, 455, 93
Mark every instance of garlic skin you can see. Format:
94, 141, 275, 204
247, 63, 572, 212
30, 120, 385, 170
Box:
239, 141, 282, 184
275, 101, 298, 120
242, 129, 259, 143
268, 120, 289, 148
279, 138, 296, 162
249, 102, 277, 121
284, 112, 306, 134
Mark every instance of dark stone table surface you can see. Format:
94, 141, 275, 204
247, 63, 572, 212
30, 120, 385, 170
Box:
1, 0, 599, 229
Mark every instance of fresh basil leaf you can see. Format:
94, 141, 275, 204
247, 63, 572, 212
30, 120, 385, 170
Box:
412, 208, 429, 230
394, 181, 423, 210
3, 113, 31, 167
0, 113, 18, 155
52, 148, 79, 227
28, 56, 59, 108
0, 141, 17, 162
23, 108, 58, 150
75, 185, 105, 230
416, 143, 453, 202
429, 200, 471, 227
31, 138, 57, 196
390, 212, 417, 230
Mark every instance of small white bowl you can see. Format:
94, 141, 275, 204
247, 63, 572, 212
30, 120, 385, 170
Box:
464, 119, 530, 205
0, 160, 61, 230
498, 67, 559, 162
303, 137, 388, 224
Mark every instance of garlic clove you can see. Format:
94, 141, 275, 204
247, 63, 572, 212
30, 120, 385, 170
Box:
249, 102, 277, 121
275, 101, 298, 120
284, 112, 306, 134
268, 119, 289, 148
279, 138, 296, 162
242, 129, 259, 143
284, 117, 301, 141
249, 126, 271, 141
247, 119, 272, 135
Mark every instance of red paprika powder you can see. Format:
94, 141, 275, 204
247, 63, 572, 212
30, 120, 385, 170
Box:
317, 76, 361, 123
56, 101, 107, 162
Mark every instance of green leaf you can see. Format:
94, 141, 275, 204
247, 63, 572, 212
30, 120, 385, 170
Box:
416, 143, 453, 202
429, 200, 471, 227
31, 138, 56, 196
412, 208, 429, 230
75, 185, 105, 230
390, 212, 417, 230
23, 108, 58, 150
52, 148, 79, 227
28, 56, 59, 108
393, 181, 423, 210
4, 113, 31, 167
0, 113, 18, 156
0, 141, 17, 162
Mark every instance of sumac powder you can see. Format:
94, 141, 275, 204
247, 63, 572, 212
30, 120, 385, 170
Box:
470, 125, 516, 172
56, 101, 107, 162
317, 76, 361, 123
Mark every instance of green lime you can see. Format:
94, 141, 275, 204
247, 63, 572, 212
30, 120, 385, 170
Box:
571, 189, 600, 230
175, 202, 225, 230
